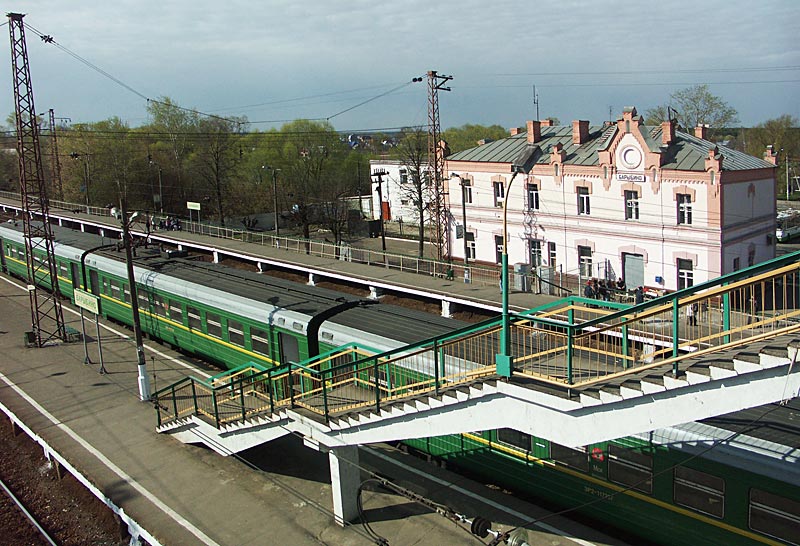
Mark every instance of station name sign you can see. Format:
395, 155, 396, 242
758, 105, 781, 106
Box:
616, 173, 646, 183
74, 288, 99, 314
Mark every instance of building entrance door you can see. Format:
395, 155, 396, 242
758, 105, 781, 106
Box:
623, 253, 644, 288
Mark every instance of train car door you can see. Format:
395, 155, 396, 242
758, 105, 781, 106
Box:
278, 332, 299, 364
70, 263, 81, 290
89, 270, 100, 296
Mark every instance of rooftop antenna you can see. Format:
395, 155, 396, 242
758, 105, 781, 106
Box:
532, 85, 539, 120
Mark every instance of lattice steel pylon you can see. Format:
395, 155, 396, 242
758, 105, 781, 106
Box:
8, 13, 67, 346
427, 70, 452, 262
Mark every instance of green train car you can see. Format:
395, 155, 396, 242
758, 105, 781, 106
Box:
0, 222, 462, 375
405, 405, 800, 545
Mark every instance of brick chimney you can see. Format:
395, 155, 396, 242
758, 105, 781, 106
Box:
764, 145, 778, 165
661, 120, 676, 146
527, 120, 542, 144
572, 120, 589, 145
540, 119, 554, 127
509, 127, 522, 136
695, 124, 708, 140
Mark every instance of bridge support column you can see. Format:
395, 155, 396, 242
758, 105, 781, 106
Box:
368, 286, 383, 300
442, 300, 452, 318
308, 273, 317, 286
212, 250, 219, 263
257, 262, 265, 274
328, 445, 360, 526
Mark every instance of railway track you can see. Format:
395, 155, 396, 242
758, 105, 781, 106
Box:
0, 475, 57, 546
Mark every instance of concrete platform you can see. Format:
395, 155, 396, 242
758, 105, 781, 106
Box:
0, 273, 625, 546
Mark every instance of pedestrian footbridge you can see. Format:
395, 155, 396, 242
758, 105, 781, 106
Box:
153, 252, 800, 525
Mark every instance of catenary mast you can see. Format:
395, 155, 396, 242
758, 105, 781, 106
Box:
8, 12, 67, 346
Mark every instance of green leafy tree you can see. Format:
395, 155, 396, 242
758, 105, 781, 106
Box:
146, 97, 200, 211
743, 115, 800, 198
645, 85, 739, 130
442, 124, 509, 153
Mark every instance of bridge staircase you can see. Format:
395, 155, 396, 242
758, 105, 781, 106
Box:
153, 251, 800, 457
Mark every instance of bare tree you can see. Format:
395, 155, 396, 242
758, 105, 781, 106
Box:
393, 127, 429, 257
189, 117, 246, 227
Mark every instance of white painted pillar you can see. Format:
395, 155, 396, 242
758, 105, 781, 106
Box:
308, 273, 317, 286
212, 250, 219, 263
328, 445, 360, 526
368, 286, 383, 300
257, 262, 265, 274
441, 300, 452, 318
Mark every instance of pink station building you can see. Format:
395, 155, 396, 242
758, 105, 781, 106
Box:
443, 107, 779, 291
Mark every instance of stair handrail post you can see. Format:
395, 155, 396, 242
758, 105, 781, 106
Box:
190, 380, 198, 416
672, 297, 680, 376
268, 369, 275, 413
566, 327, 574, 385
289, 364, 296, 408
374, 356, 381, 413
175, 383, 182, 420
722, 286, 731, 344
433, 339, 440, 396
212, 389, 220, 428
322, 367, 330, 423
239, 378, 246, 422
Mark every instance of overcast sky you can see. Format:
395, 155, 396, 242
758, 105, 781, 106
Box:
1, 0, 797, 133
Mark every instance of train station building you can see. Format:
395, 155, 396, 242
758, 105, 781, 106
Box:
444, 107, 778, 291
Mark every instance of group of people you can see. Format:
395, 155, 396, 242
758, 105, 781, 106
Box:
583, 278, 649, 306
583, 277, 628, 301
157, 217, 182, 231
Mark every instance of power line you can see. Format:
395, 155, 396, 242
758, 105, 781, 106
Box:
489, 65, 800, 77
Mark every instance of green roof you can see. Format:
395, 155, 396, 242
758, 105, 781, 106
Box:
448, 124, 775, 172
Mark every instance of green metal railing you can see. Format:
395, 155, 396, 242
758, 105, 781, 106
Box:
154, 249, 800, 429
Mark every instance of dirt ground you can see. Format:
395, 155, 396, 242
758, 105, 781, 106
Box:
0, 420, 127, 546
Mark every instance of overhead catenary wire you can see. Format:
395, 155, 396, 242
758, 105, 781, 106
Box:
22, 22, 423, 128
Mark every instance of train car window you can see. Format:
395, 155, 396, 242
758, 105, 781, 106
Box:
102, 277, 110, 295
673, 466, 724, 519
551, 442, 590, 472
122, 284, 130, 303
251, 327, 271, 357
110, 280, 122, 300
206, 312, 222, 338
59, 262, 69, 279
497, 428, 532, 452
186, 306, 201, 330
749, 489, 800, 545
152, 294, 167, 317
608, 444, 653, 494
169, 303, 183, 323
228, 319, 244, 346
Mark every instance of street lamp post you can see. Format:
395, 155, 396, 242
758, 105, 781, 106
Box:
496, 170, 521, 378
119, 197, 151, 401
451, 173, 471, 266
371, 170, 388, 254
70, 152, 90, 213
263, 166, 281, 236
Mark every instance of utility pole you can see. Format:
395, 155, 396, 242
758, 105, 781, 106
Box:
372, 169, 387, 254
532, 85, 539, 121
427, 70, 452, 263
8, 12, 67, 346
47, 109, 65, 200
120, 196, 151, 401
787, 153, 791, 201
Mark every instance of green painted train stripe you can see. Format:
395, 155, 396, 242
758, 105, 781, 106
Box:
462, 433, 783, 546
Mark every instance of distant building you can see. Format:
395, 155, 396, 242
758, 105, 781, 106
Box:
368, 159, 431, 225
444, 107, 778, 291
